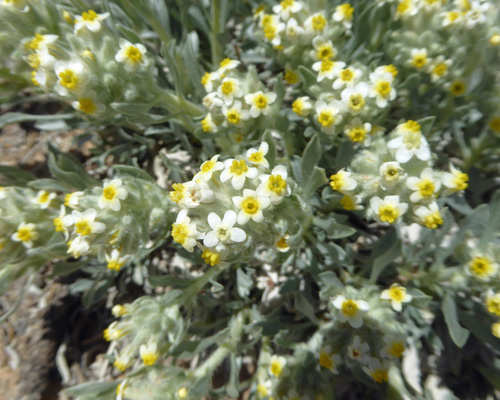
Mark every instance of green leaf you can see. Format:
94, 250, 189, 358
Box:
0, 165, 36, 185
479, 189, 500, 249
302, 133, 321, 181
28, 179, 72, 192
262, 130, 277, 169
236, 268, 253, 298
113, 165, 155, 182
111, 102, 155, 116
417, 116, 436, 136
148, 275, 193, 289
294, 291, 319, 324
64, 381, 118, 397
442, 294, 470, 348
226, 353, 240, 398
302, 166, 327, 198
0, 112, 74, 129
369, 228, 400, 283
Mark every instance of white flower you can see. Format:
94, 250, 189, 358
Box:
193, 155, 224, 181
333, 3, 355, 29
220, 159, 258, 190
368, 71, 396, 108
414, 202, 443, 229
464, 1, 490, 29
379, 161, 406, 190
442, 164, 468, 193
244, 91, 277, 118
387, 126, 430, 163
178, 180, 215, 209
202, 92, 224, 111
315, 100, 344, 134
246, 142, 269, 168
115, 39, 148, 71
74, 9, 110, 33
71, 91, 106, 116
171, 209, 204, 252
312, 60, 345, 82
380, 283, 412, 311
311, 36, 336, 61
333, 66, 362, 90
139, 342, 159, 366
217, 58, 240, 74
25, 33, 58, 52
409, 48, 430, 70
395, 0, 419, 19
256, 265, 283, 304
1, 0, 28, 11
428, 56, 452, 82
363, 358, 389, 383
272, 0, 302, 21
217, 78, 243, 105
203, 210, 246, 247
406, 168, 441, 202
232, 189, 271, 224
284, 18, 304, 41
32, 190, 56, 209
333, 295, 369, 329
64, 191, 84, 208
54, 59, 87, 96
442, 10, 464, 27
257, 165, 291, 204
67, 236, 90, 258
256, 380, 275, 399
200, 71, 220, 92
53, 205, 70, 240
105, 249, 129, 271
340, 194, 363, 211
292, 96, 313, 116
344, 118, 372, 143
269, 355, 288, 378
370, 196, 408, 224
305, 13, 328, 36
347, 336, 371, 363
98, 179, 128, 211
222, 101, 250, 126
63, 209, 106, 237
381, 335, 406, 360
11, 222, 39, 249
318, 346, 342, 373
116, 379, 128, 400
341, 82, 369, 114
329, 169, 357, 194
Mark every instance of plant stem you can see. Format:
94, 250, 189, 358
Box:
210, 0, 222, 66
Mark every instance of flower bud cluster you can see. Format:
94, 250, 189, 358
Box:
328, 120, 468, 228
104, 296, 183, 371
169, 142, 309, 266
292, 62, 398, 143
200, 59, 281, 140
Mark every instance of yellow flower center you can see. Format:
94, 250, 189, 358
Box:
226, 109, 241, 125
219, 58, 232, 68
276, 236, 288, 250
312, 14, 326, 31
253, 94, 268, 109
371, 369, 388, 383
178, 387, 188, 399
201, 160, 215, 172
388, 286, 405, 302
201, 115, 213, 132
169, 183, 184, 203
423, 212, 443, 229
284, 70, 298, 84
107, 260, 125, 271
201, 72, 210, 86
490, 34, 500, 46
329, 173, 344, 191
292, 98, 305, 115
202, 249, 220, 266
319, 351, 333, 370
125, 46, 142, 63
340, 69, 354, 82
103, 186, 117, 200
417, 179, 435, 197
320, 60, 334, 73
264, 24, 277, 40
453, 172, 468, 190
389, 342, 405, 358
17, 226, 35, 242
27, 34, 44, 51
384, 166, 400, 180
450, 80, 466, 96
379, 204, 399, 223
403, 120, 421, 132
317, 44, 333, 60
172, 223, 189, 245
38, 192, 50, 204
75, 220, 91, 236
469, 256, 493, 278
403, 131, 422, 149
433, 63, 448, 76
64, 193, 74, 207
486, 296, 500, 316
340, 195, 356, 210
230, 160, 248, 175
267, 175, 286, 195
397, 0, 411, 14
281, 0, 294, 9
375, 80, 391, 97
141, 351, 159, 366
412, 54, 427, 69
241, 197, 259, 215
270, 359, 284, 377
492, 323, 500, 339
341, 299, 358, 316
249, 151, 264, 163
489, 117, 500, 132
78, 98, 97, 114
348, 94, 365, 111
53, 217, 64, 232
81, 10, 98, 21
338, 4, 354, 19
28, 53, 41, 69
347, 127, 366, 142
59, 69, 79, 90
318, 110, 335, 127
257, 384, 268, 397
385, 64, 398, 77
221, 80, 235, 96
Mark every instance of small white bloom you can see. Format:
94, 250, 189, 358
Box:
333, 66, 362, 90
284, 18, 304, 41
217, 58, 240, 74
387, 125, 430, 163
1, 0, 28, 11
139, 342, 159, 366
315, 100, 344, 134
409, 48, 430, 70
25, 33, 58, 52
67, 235, 90, 258
202, 92, 224, 111
406, 168, 441, 202
379, 161, 406, 190
179, 180, 215, 208
232, 189, 271, 224
368, 71, 396, 108
98, 179, 128, 211
333, 295, 369, 329
200, 71, 220, 92
32, 190, 56, 209
222, 101, 250, 126
442, 164, 468, 193
333, 3, 355, 29
63, 209, 106, 237
347, 335, 371, 363
292, 96, 313, 116
318, 346, 342, 374
217, 77, 243, 105
204, 210, 246, 247
115, 39, 148, 71
64, 191, 84, 208
311, 36, 336, 61
344, 118, 372, 143
11, 222, 39, 249
193, 155, 224, 181
244, 91, 277, 118
380, 283, 412, 311
305, 13, 328, 36
246, 142, 269, 168
362, 358, 389, 383
105, 249, 129, 271
74, 9, 110, 33
257, 165, 291, 204
428, 56, 452, 82
269, 355, 288, 378
464, 1, 490, 29
370, 196, 408, 224
272, 0, 302, 21
54, 59, 87, 96
71, 91, 106, 116
312, 60, 345, 82
414, 202, 444, 229
381, 335, 406, 360
329, 169, 357, 194
171, 209, 204, 252
220, 159, 258, 190
341, 82, 369, 114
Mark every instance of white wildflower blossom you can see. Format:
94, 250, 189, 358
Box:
232, 189, 271, 224
98, 179, 128, 212
220, 159, 258, 190
115, 39, 148, 71
74, 9, 109, 33
203, 210, 247, 247
370, 195, 408, 224
244, 91, 277, 118
333, 295, 370, 329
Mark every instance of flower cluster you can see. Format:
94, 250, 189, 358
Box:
328, 120, 468, 228
200, 59, 281, 141
169, 142, 309, 266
